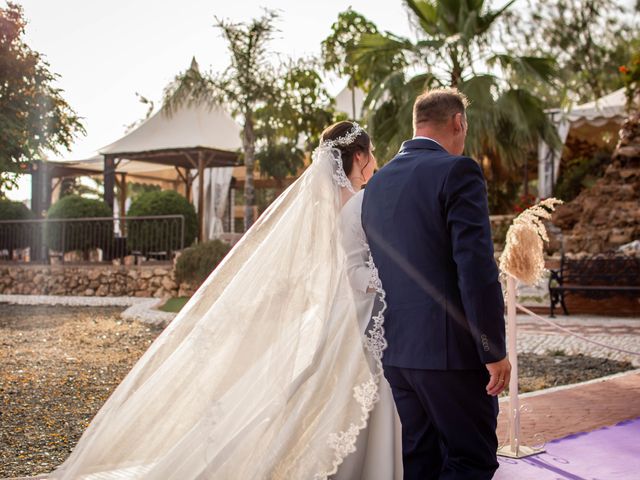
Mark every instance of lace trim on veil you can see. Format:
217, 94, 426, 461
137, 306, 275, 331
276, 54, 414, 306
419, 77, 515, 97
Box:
314, 247, 388, 479
313, 141, 388, 478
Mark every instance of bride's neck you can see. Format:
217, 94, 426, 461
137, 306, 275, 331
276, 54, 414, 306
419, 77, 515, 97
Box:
348, 175, 364, 192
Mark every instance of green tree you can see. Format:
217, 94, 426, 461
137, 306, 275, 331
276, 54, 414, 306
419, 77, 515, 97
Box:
165, 12, 279, 231
321, 8, 406, 119
166, 12, 338, 229
0, 2, 84, 195
255, 60, 336, 181
502, 0, 640, 105
347, 0, 559, 211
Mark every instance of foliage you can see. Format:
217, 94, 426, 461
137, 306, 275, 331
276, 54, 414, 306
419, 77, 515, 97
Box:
502, 0, 640, 105
255, 60, 335, 180
58, 177, 103, 199
0, 2, 84, 195
166, 12, 337, 230
45, 195, 113, 253
321, 8, 406, 94
127, 189, 198, 252
164, 12, 279, 232
124, 92, 155, 133
159, 296, 190, 313
0, 197, 32, 220
127, 182, 161, 205
554, 152, 609, 202
620, 49, 640, 107
513, 193, 538, 214
0, 198, 34, 251
487, 177, 519, 215
346, 0, 559, 205
174, 239, 231, 286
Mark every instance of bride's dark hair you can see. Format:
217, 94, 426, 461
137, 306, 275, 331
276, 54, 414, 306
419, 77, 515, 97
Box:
320, 121, 371, 176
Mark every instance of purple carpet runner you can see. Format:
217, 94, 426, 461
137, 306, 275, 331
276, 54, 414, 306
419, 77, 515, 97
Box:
495, 418, 640, 479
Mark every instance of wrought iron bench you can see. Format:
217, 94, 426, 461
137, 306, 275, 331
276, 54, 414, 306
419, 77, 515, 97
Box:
548, 252, 640, 316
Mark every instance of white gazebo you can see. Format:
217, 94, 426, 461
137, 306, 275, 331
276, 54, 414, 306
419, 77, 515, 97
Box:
99, 101, 242, 241
36, 102, 243, 242
538, 88, 627, 198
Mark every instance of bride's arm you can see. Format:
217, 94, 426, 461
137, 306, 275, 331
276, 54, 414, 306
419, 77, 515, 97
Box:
340, 195, 375, 295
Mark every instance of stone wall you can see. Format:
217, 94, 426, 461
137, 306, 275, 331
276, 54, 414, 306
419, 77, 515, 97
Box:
1, 216, 519, 298
0, 264, 195, 298
553, 112, 640, 253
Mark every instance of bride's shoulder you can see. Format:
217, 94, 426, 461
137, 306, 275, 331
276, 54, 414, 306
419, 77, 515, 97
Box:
339, 190, 364, 226
343, 190, 364, 212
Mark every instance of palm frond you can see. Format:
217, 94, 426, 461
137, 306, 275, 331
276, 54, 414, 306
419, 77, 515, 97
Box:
404, 0, 440, 37
162, 60, 222, 116
489, 54, 558, 85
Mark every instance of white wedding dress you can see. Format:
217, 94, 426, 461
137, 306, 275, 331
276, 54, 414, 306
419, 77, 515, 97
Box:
50, 145, 402, 479
335, 190, 403, 480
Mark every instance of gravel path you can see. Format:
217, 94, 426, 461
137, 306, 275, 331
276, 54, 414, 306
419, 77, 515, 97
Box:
0, 305, 162, 478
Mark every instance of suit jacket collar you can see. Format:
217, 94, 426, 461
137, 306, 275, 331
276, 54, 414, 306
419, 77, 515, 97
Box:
399, 137, 448, 154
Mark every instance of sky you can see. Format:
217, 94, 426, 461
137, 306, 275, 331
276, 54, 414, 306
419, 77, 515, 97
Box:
7, 0, 416, 201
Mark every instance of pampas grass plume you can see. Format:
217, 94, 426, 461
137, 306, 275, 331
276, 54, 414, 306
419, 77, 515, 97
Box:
499, 198, 563, 285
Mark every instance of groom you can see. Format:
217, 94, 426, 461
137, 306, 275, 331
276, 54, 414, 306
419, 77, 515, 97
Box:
362, 88, 510, 479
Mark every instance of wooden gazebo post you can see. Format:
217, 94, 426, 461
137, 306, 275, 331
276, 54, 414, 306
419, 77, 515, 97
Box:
104, 155, 116, 211
197, 151, 205, 243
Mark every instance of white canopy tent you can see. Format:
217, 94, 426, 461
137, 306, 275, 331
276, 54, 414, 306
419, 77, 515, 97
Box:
100, 102, 242, 241
42, 102, 242, 242
538, 88, 627, 198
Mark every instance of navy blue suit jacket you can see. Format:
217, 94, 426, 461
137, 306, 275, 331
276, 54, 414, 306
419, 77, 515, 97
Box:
362, 138, 506, 370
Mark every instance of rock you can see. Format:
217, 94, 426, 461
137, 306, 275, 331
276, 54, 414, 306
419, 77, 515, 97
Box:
161, 277, 177, 291
87, 269, 101, 281
84, 288, 95, 296
153, 268, 168, 276
96, 284, 110, 296
552, 111, 640, 254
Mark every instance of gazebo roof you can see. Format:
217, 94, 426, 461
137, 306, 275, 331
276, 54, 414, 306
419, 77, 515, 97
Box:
99, 102, 242, 168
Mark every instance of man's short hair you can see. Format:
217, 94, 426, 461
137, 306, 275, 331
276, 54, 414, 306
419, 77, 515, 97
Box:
413, 88, 469, 128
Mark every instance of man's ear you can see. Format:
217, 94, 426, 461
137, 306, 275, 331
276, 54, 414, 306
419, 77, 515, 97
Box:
453, 113, 464, 133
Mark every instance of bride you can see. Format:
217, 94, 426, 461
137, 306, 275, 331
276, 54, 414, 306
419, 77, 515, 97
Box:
50, 121, 402, 479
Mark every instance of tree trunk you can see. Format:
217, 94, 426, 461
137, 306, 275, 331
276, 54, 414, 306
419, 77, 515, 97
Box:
242, 114, 256, 232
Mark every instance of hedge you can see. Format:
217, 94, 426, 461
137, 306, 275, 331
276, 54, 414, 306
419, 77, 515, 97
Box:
174, 239, 231, 286
127, 190, 198, 253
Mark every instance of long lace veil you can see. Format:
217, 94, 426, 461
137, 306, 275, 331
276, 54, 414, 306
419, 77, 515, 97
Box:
51, 137, 386, 479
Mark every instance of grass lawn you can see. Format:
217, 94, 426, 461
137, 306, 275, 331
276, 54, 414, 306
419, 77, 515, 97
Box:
159, 297, 190, 313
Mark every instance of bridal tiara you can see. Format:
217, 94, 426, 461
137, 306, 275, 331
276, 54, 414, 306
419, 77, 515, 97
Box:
314, 122, 364, 194
319, 122, 364, 149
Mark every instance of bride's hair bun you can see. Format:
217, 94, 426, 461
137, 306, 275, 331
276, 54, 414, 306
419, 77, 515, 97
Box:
320, 121, 371, 176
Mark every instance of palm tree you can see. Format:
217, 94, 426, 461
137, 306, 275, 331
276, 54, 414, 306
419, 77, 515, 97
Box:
351, 0, 560, 210
164, 11, 278, 231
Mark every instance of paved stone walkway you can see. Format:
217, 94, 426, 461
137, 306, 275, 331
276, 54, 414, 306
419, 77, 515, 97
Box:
515, 313, 640, 366
497, 369, 640, 446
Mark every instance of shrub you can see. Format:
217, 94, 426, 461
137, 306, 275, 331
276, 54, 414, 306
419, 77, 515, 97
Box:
174, 239, 231, 286
0, 198, 33, 221
127, 190, 198, 253
555, 153, 608, 202
46, 195, 113, 253
0, 199, 35, 250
